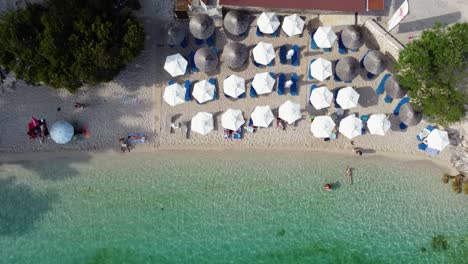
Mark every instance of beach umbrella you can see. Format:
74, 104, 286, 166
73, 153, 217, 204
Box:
336, 87, 360, 110
339, 115, 363, 139
163, 83, 186, 106
223, 75, 245, 98
222, 109, 245, 131
252, 72, 275, 94
341, 25, 365, 49
335, 56, 360, 82
251, 105, 274, 128
50, 121, 74, 144
384, 75, 408, 99
282, 14, 304, 37
222, 42, 248, 69
399, 103, 423, 126
195, 47, 218, 73
310, 116, 335, 138
189, 14, 215, 40
166, 22, 187, 46
367, 114, 391, 136
224, 10, 250, 36
252, 42, 275, 66
257, 12, 280, 34
310, 58, 332, 81
426, 129, 450, 151
192, 80, 215, 104
363, 50, 388, 75
310, 86, 333, 110
279, 100, 301, 124
313, 26, 337, 48
164, 53, 188, 77
191, 112, 214, 136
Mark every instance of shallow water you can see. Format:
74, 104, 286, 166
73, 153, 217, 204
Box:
0, 151, 467, 263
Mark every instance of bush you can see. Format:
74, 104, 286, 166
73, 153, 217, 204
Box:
0, 0, 145, 91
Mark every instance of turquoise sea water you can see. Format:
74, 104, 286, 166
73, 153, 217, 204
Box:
0, 151, 467, 264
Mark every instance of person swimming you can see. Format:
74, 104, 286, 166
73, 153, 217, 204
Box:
324, 183, 332, 191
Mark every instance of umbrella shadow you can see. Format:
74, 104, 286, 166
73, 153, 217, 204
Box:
388, 114, 403, 132
212, 111, 223, 131
362, 26, 381, 51
355, 86, 379, 108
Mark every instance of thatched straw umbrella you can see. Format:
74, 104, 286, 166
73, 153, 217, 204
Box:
399, 103, 423, 126
341, 25, 365, 49
335, 57, 360, 82
363, 50, 388, 74
223, 10, 250, 36
189, 14, 215, 40
384, 75, 408, 99
194, 48, 219, 73
222, 42, 248, 69
166, 22, 187, 46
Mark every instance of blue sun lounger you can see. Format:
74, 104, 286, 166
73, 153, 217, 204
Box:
180, 36, 188, 48
233, 126, 242, 139
279, 45, 287, 65
416, 125, 435, 141
184, 80, 191, 101
323, 47, 331, 52
291, 45, 299, 66
194, 38, 203, 46
168, 80, 175, 85
127, 133, 145, 144
393, 96, 410, 115
418, 143, 428, 151
367, 72, 375, 79
290, 73, 298, 96
277, 73, 285, 95
206, 32, 215, 47
384, 95, 393, 103
376, 73, 391, 95
209, 78, 217, 100
271, 28, 279, 37
360, 50, 371, 68
399, 122, 408, 130
190, 51, 198, 73
338, 34, 347, 55
256, 27, 263, 37
361, 115, 369, 135
310, 30, 319, 50
334, 88, 341, 108
309, 84, 317, 105
250, 85, 257, 98
308, 59, 316, 81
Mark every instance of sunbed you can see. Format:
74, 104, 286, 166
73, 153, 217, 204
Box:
279, 45, 287, 65
206, 32, 215, 47
338, 34, 347, 55
376, 73, 391, 95
194, 38, 203, 46
418, 143, 428, 151
291, 45, 300, 66
277, 73, 285, 95
384, 95, 393, 103
209, 78, 217, 100
250, 85, 258, 98
307, 59, 316, 81
184, 80, 191, 101
256, 27, 263, 37
190, 51, 199, 73
309, 84, 317, 105
393, 97, 410, 116
361, 115, 369, 134
416, 125, 435, 141
233, 127, 242, 139
310, 30, 319, 50
290, 73, 298, 96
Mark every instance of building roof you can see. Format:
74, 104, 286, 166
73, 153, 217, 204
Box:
219, 0, 367, 13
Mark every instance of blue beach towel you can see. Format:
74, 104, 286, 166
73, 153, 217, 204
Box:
376, 74, 391, 95
418, 143, 428, 151
323, 48, 331, 52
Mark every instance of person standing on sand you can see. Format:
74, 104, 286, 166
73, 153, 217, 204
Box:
346, 166, 353, 184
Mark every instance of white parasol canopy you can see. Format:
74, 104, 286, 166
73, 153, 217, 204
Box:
164, 53, 187, 77
251, 105, 274, 128
192, 80, 215, 104
279, 100, 301, 124
336, 87, 360, 110
191, 112, 214, 135
310, 86, 333, 110
222, 109, 245, 131
339, 115, 363, 139
310, 116, 336, 138
367, 114, 391, 136
257, 12, 280, 34
252, 72, 275, 94
50, 121, 74, 144
253, 42, 275, 65
163, 83, 186, 106
281, 14, 305, 37
223, 75, 246, 98
309, 58, 332, 81
313, 27, 337, 48
426, 129, 450, 151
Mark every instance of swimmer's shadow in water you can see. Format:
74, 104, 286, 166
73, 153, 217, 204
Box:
331, 180, 342, 189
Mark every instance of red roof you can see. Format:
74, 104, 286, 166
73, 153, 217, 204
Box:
219, 0, 367, 13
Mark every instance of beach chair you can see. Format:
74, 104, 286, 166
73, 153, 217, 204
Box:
277, 73, 286, 95
209, 78, 217, 100
310, 30, 319, 50
267, 59, 274, 67
168, 80, 175, 85
418, 143, 428, 151
309, 84, 317, 105
384, 95, 393, 103
367, 72, 375, 79
308, 59, 316, 81
360, 50, 371, 69
376, 73, 391, 95
238, 91, 245, 98
253, 60, 261, 67
399, 122, 408, 130
271, 28, 279, 37
190, 51, 199, 73
233, 126, 243, 139
350, 48, 358, 52
184, 80, 191, 101
393, 96, 410, 116
279, 45, 287, 65
290, 73, 298, 96
333, 88, 341, 108
323, 48, 331, 52
291, 45, 300, 66
250, 85, 258, 98
256, 27, 263, 37
127, 133, 145, 144
207, 32, 215, 47
361, 115, 369, 134
269, 72, 275, 79
194, 38, 204, 46
338, 34, 347, 55
180, 36, 188, 48
416, 125, 436, 141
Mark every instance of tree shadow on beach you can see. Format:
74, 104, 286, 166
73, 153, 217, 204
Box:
0, 176, 58, 236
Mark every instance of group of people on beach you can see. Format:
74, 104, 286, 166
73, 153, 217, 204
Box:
27, 118, 50, 143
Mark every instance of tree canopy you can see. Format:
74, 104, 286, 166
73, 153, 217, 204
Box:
0, 0, 145, 91
395, 22, 467, 125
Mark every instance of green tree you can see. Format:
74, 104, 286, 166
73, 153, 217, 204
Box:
395, 22, 468, 125
0, 0, 145, 91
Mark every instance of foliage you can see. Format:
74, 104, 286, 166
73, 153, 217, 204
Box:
431, 235, 449, 251
0, 0, 145, 91
395, 22, 468, 125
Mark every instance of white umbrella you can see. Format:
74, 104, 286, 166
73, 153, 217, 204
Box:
191, 112, 214, 135
339, 115, 363, 139
50, 121, 74, 144
192, 80, 215, 104
253, 42, 275, 65
164, 53, 187, 77
222, 109, 245, 131
251, 105, 274, 128
336, 87, 360, 110
282, 14, 305, 37
309, 58, 332, 81
367, 114, 391, 136
257, 12, 280, 34
310, 86, 333, 110
426, 129, 450, 151
310, 116, 335, 138
163, 83, 186, 106
279, 100, 301, 124
223, 75, 245, 98
313, 27, 337, 48
252, 72, 275, 94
